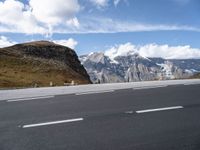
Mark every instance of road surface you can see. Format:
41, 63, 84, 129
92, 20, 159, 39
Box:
0, 81, 200, 149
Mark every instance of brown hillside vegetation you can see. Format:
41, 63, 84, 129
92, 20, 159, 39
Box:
0, 41, 91, 88
191, 73, 200, 79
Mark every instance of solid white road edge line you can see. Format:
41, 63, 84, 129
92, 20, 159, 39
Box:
75, 90, 115, 95
133, 85, 168, 90
184, 83, 199, 85
136, 106, 184, 114
7, 96, 55, 102
21, 118, 84, 128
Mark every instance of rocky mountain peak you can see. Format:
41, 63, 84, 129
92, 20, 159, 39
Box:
80, 51, 194, 83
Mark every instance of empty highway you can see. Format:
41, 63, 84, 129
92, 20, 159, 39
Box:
1, 81, 200, 150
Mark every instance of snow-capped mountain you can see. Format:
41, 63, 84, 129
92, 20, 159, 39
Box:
80, 50, 197, 83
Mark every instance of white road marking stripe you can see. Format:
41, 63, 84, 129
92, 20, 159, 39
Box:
7, 96, 55, 102
125, 111, 134, 114
136, 106, 183, 114
75, 90, 114, 95
133, 85, 167, 90
22, 118, 83, 128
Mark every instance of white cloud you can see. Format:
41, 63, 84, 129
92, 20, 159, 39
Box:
53, 38, 78, 49
29, 0, 80, 26
90, 0, 109, 7
0, 0, 80, 35
0, 36, 78, 49
139, 44, 200, 59
105, 42, 200, 59
0, 36, 16, 48
90, 0, 126, 8
58, 17, 200, 34
0, 0, 47, 34
101, 18, 200, 33
0, 0, 199, 35
105, 43, 137, 60
66, 17, 80, 28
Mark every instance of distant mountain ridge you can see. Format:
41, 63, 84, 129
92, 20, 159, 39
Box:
0, 41, 91, 88
80, 51, 198, 83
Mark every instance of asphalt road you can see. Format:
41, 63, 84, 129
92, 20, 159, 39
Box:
1, 84, 200, 150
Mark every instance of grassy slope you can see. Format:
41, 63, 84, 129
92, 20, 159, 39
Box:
0, 48, 90, 88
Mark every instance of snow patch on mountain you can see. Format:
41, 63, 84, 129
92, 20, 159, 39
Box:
157, 62, 175, 79
105, 43, 136, 59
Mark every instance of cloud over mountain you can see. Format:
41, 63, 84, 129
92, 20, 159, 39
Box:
105, 43, 200, 59
0, 36, 16, 48
53, 38, 78, 49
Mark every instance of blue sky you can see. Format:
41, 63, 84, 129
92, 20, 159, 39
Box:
0, 0, 200, 58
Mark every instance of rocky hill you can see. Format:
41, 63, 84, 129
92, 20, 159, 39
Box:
80, 52, 195, 83
0, 41, 91, 88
